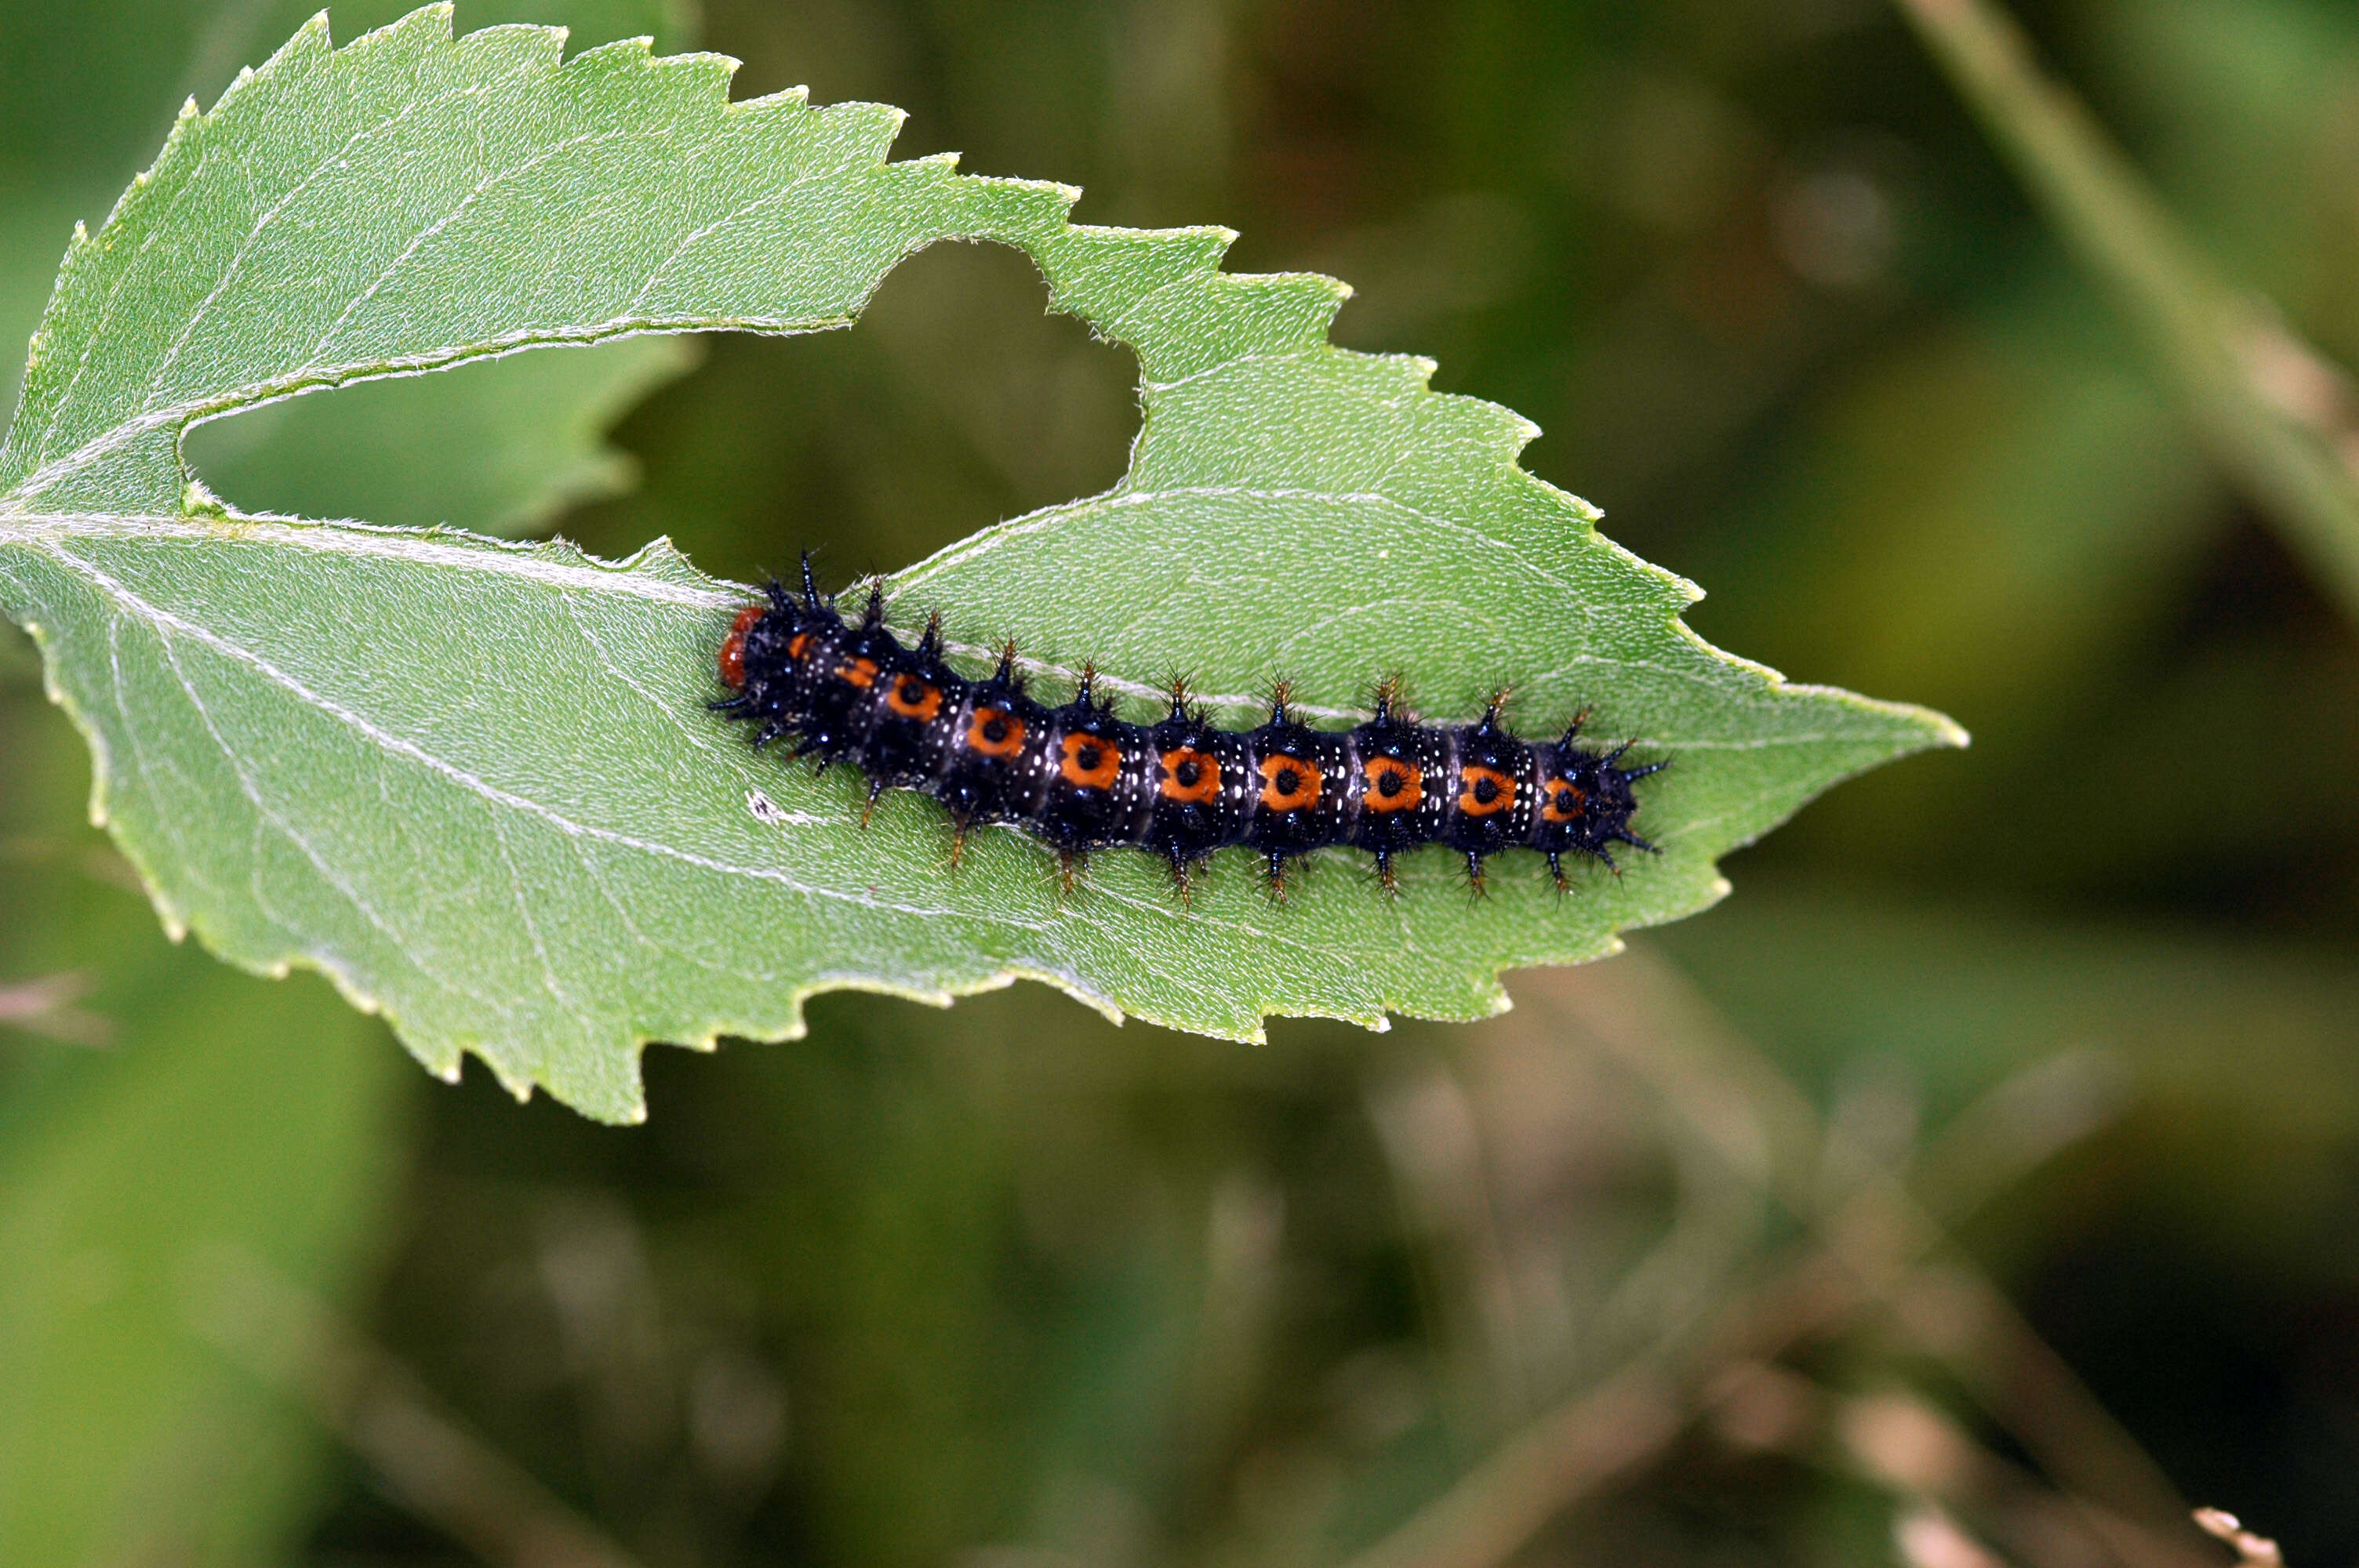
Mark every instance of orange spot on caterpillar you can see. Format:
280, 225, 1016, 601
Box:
1541, 779, 1586, 822
1060, 732, 1122, 789
718, 604, 763, 689
838, 657, 879, 689
1361, 757, 1423, 812
966, 706, 1027, 759
1457, 764, 1517, 816
1158, 748, 1222, 804
787, 631, 811, 662
1258, 753, 1323, 812
886, 677, 942, 722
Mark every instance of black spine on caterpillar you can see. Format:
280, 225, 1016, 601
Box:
714, 562, 1665, 896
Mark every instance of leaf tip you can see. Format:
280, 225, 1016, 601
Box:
288, 8, 338, 56
565, 31, 663, 66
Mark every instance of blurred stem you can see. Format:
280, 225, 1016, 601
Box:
1341, 958, 2200, 1568
0, 970, 111, 1046
1778, 1367, 2187, 1568
2193, 1509, 2286, 1566
191, 1247, 649, 1568
1891, 0, 2359, 622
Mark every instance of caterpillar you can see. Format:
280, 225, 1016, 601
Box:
714, 561, 1664, 898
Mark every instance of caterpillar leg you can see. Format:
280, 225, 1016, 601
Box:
1166, 848, 1197, 907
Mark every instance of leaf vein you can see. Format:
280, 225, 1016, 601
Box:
136, 64, 543, 451
36, 538, 1050, 927
151, 609, 474, 1012
308, 125, 635, 365
489, 809, 593, 1044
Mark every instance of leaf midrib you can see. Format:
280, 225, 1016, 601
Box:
29, 528, 1019, 920
2, 515, 1406, 968
0, 508, 736, 606
0, 509, 1914, 766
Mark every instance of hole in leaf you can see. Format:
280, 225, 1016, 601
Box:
184, 336, 700, 539
569, 238, 1140, 583
183, 241, 1140, 584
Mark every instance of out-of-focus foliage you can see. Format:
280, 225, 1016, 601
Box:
3, 0, 2357, 1565
0, 672, 409, 1565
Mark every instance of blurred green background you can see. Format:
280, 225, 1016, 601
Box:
6, 0, 2359, 1563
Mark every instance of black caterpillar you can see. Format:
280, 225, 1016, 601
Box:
715, 561, 1664, 898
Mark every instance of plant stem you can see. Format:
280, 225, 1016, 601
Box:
1892, 0, 2359, 622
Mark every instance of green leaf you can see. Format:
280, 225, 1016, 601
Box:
0, 6, 1961, 1120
